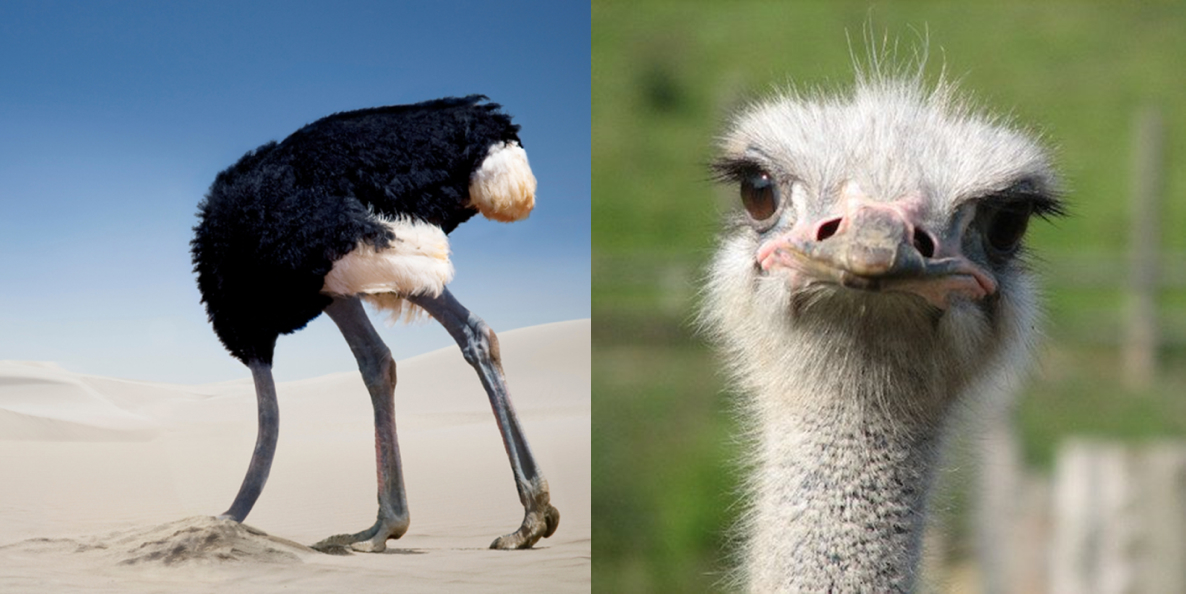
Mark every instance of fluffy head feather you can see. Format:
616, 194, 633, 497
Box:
705, 73, 1062, 422
700, 70, 1063, 591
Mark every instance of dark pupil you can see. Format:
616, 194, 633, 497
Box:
741, 172, 777, 220
987, 204, 1032, 252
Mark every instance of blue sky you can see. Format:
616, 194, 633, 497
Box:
0, 1, 590, 383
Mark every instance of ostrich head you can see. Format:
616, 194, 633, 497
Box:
701, 72, 1063, 591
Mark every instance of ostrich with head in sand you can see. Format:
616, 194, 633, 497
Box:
192, 95, 559, 553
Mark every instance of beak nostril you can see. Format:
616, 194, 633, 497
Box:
913, 229, 936, 259
816, 218, 842, 241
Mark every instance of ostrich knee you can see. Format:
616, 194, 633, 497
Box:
358, 343, 397, 394
459, 317, 501, 369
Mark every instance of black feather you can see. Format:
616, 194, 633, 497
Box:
191, 95, 523, 364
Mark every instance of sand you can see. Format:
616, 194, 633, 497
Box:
0, 319, 590, 593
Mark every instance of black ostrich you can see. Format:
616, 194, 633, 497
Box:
191, 95, 559, 552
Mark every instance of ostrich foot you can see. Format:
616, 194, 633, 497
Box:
310, 515, 409, 554
490, 503, 560, 550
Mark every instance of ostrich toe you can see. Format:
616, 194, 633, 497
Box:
490, 501, 560, 550
310, 515, 409, 555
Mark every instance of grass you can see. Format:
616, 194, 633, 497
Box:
593, 344, 737, 592
593, 1, 1186, 592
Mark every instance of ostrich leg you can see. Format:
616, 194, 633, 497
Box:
219, 360, 279, 522
409, 287, 560, 549
312, 295, 410, 553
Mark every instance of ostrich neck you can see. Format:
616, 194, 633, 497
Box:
747, 383, 947, 593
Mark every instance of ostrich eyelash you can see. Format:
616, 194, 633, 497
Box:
980, 178, 1067, 220
708, 157, 771, 185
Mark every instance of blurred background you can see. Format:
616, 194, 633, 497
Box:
593, 1, 1186, 592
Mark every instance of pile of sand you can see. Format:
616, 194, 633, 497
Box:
3, 516, 311, 566
0, 320, 589, 593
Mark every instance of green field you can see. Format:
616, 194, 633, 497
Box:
593, 2, 1186, 591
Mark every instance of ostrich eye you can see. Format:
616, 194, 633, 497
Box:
983, 202, 1033, 253
740, 171, 779, 222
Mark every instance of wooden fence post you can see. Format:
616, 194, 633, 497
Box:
1124, 106, 1164, 390
1049, 440, 1186, 593
1141, 443, 1186, 594
1049, 441, 1135, 594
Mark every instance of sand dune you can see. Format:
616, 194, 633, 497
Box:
0, 362, 159, 441
0, 319, 590, 593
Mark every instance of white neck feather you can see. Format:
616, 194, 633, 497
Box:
747, 383, 945, 592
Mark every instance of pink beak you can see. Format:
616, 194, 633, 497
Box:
757, 201, 997, 309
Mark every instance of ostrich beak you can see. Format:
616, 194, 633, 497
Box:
757, 205, 997, 309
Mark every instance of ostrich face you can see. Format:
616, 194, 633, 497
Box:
704, 79, 1063, 414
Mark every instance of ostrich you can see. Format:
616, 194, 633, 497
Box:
700, 71, 1063, 591
191, 95, 559, 553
